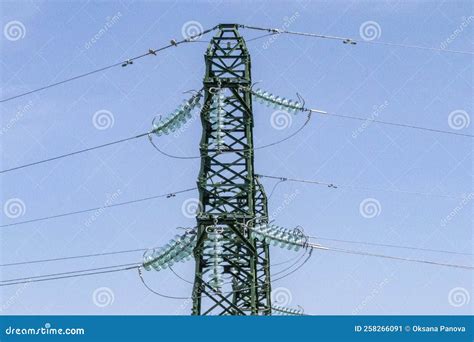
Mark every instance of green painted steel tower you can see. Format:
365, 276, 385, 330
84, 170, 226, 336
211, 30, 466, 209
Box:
191, 24, 272, 315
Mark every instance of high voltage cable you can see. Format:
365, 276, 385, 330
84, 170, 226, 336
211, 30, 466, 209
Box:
2, 97, 467, 175
240, 25, 474, 56
308, 236, 473, 256
251, 88, 472, 138
310, 109, 474, 138
2, 241, 470, 288
1, 171, 465, 230
147, 111, 313, 159
0, 132, 149, 174
0, 27, 218, 104
0, 262, 140, 283
256, 173, 469, 199
0, 187, 196, 228
0, 266, 138, 287
0, 31, 287, 105
0, 263, 140, 287
308, 243, 473, 270
0, 106, 311, 173
5, 22, 471, 105
1, 244, 304, 270
2, 88, 201, 172
0, 248, 147, 267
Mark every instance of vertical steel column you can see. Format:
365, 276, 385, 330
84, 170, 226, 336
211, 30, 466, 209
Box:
191, 24, 271, 315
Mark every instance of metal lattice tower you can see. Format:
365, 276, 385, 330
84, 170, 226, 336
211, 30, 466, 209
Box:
191, 24, 272, 315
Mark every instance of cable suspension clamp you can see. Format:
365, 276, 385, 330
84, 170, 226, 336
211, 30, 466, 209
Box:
121, 59, 133, 67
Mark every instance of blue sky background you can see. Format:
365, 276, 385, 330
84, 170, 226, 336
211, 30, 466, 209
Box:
0, 0, 472, 315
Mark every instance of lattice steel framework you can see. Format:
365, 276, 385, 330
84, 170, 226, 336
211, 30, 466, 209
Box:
191, 24, 272, 315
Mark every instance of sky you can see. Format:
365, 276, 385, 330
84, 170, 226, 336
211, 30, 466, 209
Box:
0, 0, 472, 316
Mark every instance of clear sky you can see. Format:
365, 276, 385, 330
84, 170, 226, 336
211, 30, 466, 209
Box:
0, 0, 472, 315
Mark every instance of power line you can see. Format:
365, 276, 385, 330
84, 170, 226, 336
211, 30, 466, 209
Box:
138, 267, 191, 300
308, 236, 473, 256
6, 22, 470, 106
308, 243, 473, 270
3, 239, 470, 289
240, 25, 474, 56
2, 171, 464, 230
251, 89, 473, 138
311, 110, 474, 138
1, 90, 204, 174
0, 262, 140, 283
0, 27, 218, 104
256, 173, 469, 199
0, 132, 149, 174
3, 95, 466, 176
0, 248, 146, 267
0, 266, 138, 287
0, 263, 140, 287
0, 187, 196, 228
147, 111, 313, 159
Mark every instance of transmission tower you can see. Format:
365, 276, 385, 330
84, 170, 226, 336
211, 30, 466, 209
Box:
191, 24, 272, 315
